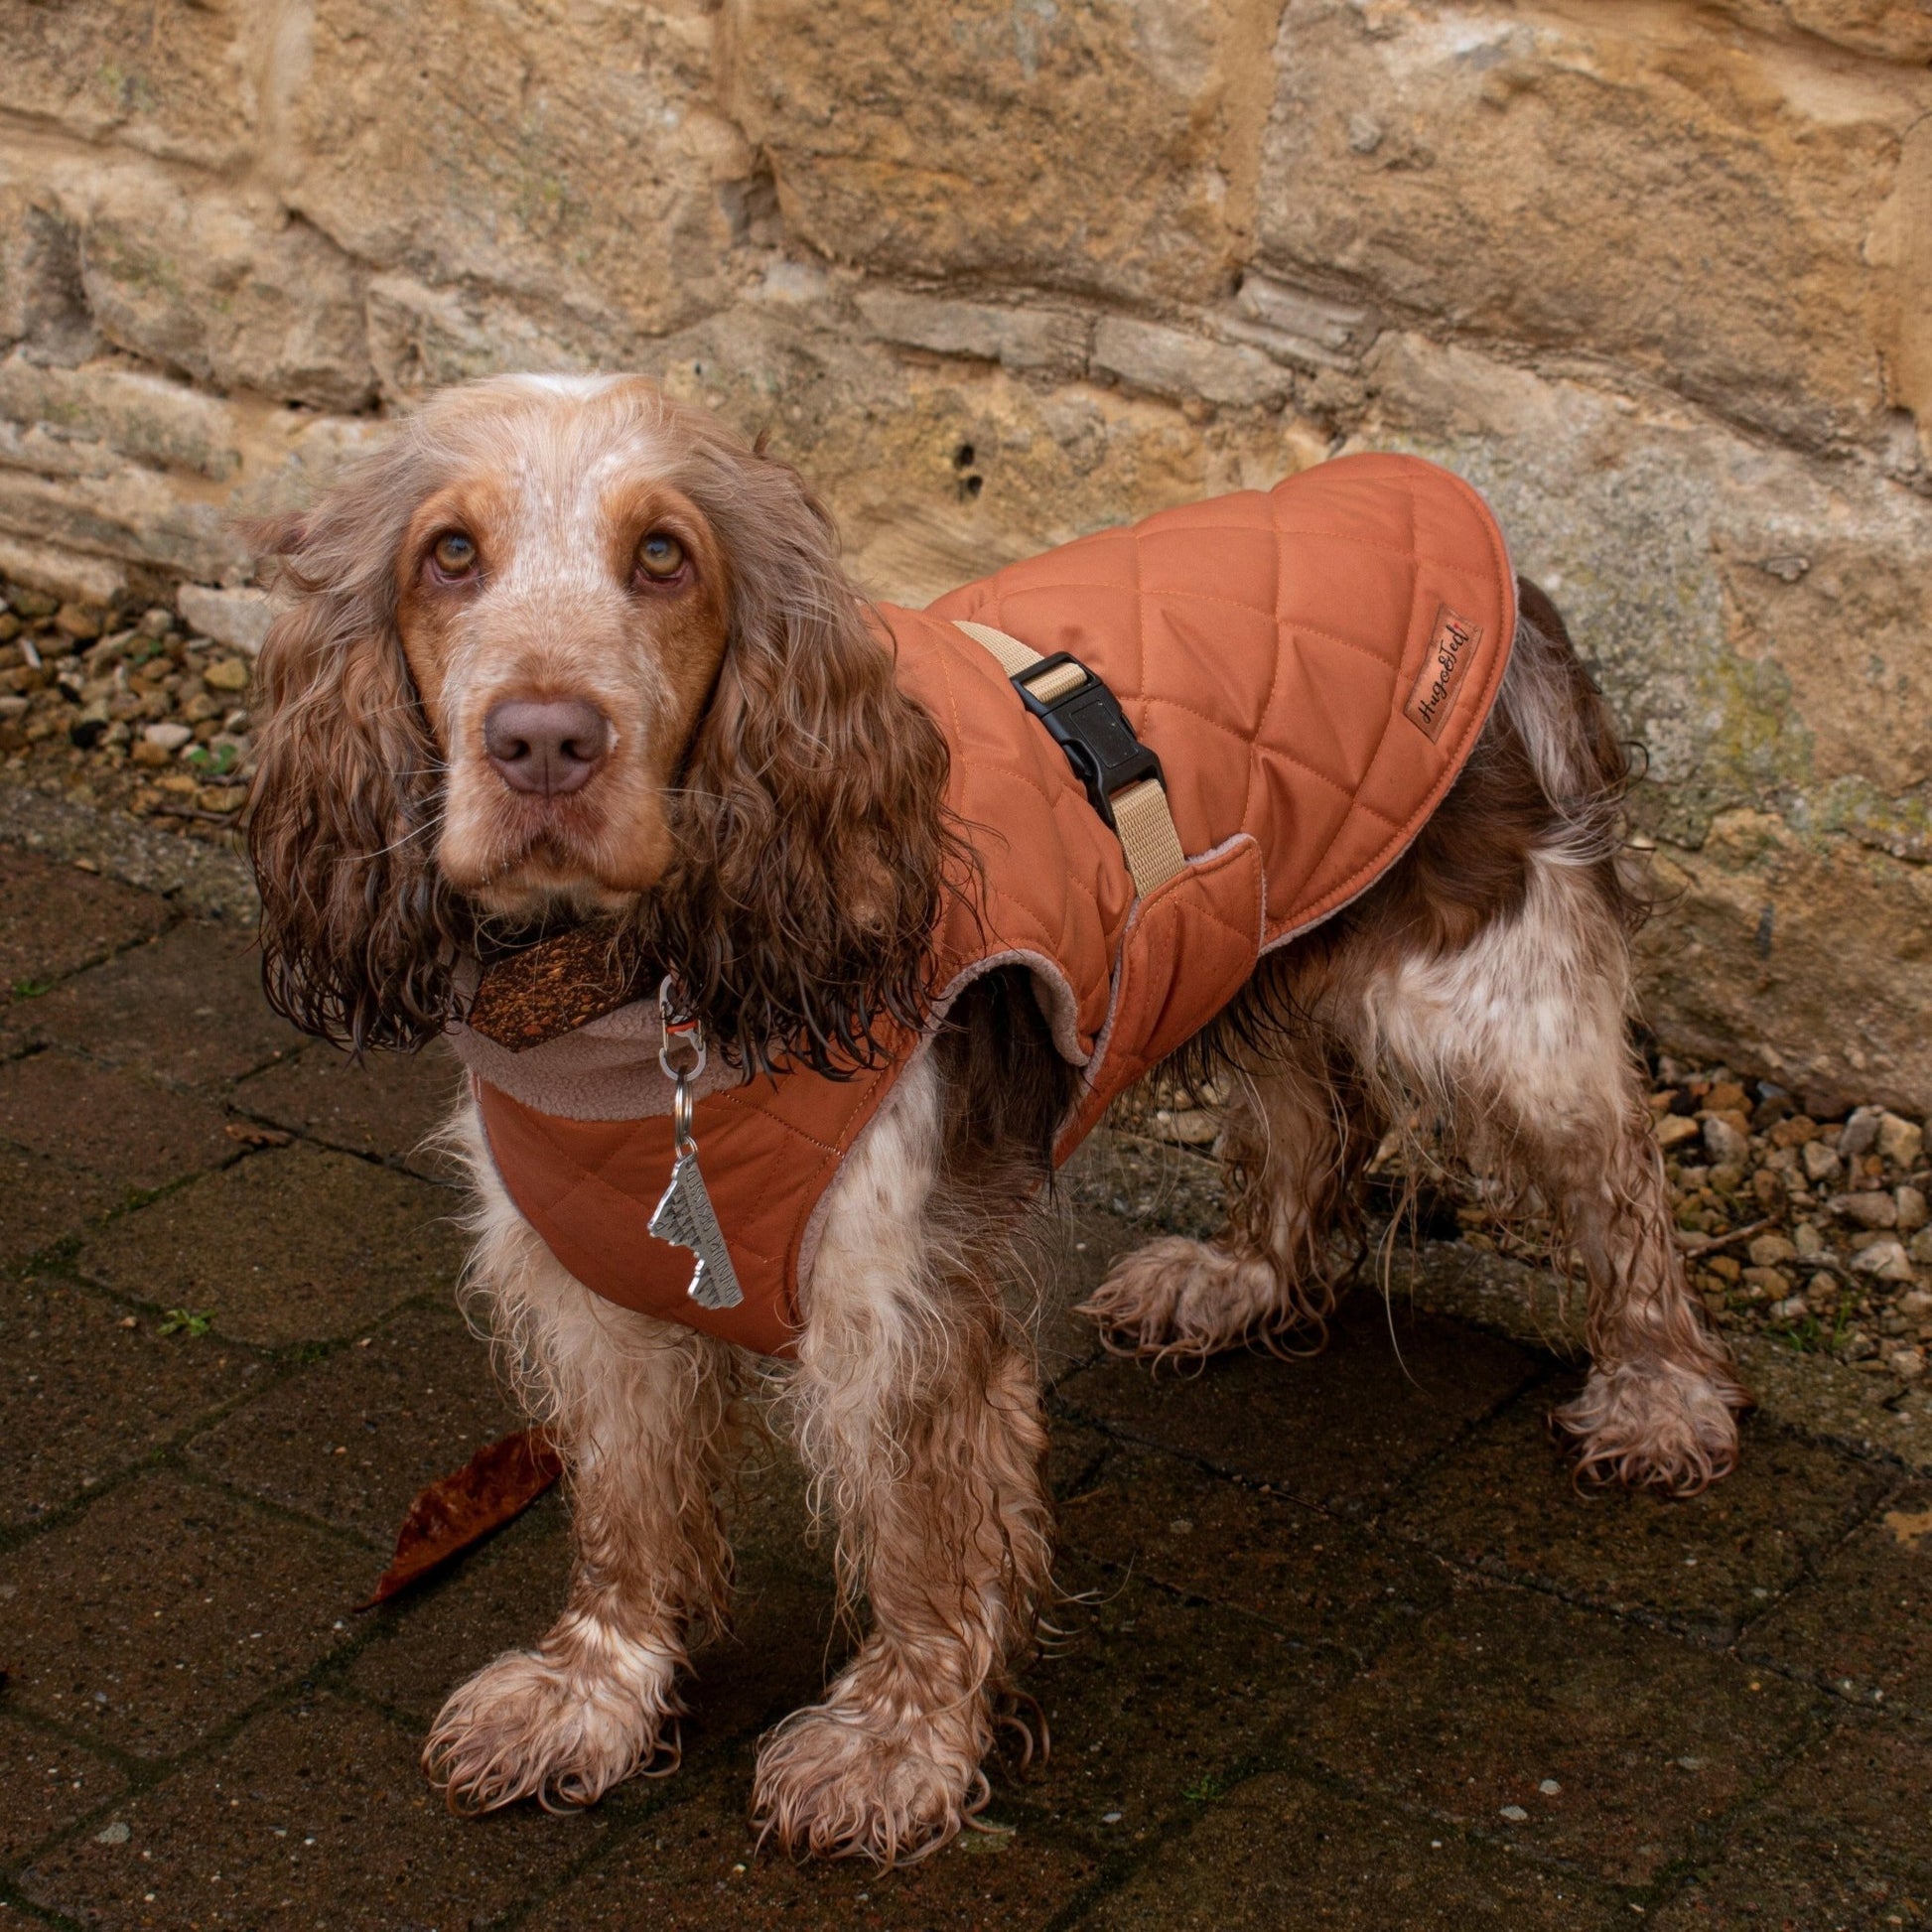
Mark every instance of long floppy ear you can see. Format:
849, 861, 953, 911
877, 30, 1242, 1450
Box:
648, 433, 954, 1074
243, 479, 467, 1053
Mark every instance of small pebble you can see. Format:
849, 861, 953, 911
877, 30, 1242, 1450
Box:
1538, 1778, 1561, 1796
1499, 1805, 1529, 1822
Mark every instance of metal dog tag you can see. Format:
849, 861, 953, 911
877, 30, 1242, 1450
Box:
649, 1147, 744, 1311
649, 975, 744, 1311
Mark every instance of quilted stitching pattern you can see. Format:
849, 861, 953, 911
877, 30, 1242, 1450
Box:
925, 452, 1515, 950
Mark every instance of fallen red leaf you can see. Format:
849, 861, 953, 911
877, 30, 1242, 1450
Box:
357, 1427, 564, 1610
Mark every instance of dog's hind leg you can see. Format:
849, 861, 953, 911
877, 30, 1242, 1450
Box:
1080, 1033, 1376, 1360
1359, 849, 1749, 1495
423, 1097, 739, 1813
754, 1051, 1053, 1864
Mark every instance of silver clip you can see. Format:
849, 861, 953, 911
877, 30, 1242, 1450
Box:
648, 977, 744, 1311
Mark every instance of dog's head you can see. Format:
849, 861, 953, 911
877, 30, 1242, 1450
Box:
246, 374, 951, 1067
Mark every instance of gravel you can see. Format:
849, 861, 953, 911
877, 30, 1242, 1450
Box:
1121, 1061, 1932, 1372
0, 577, 255, 845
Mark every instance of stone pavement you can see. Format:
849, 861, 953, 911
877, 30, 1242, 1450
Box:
2, 830, 1929, 1931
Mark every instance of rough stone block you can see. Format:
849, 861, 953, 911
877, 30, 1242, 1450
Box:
75, 1143, 466, 1348
176, 584, 270, 655
68, 165, 375, 413
725, 0, 1275, 304
0, 530, 124, 605
0, 0, 259, 170
0, 356, 245, 484
364, 273, 596, 401
1640, 813, 1932, 1118
1092, 317, 1294, 408
856, 285, 1090, 374
1257, 1, 1927, 451
285, 0, 738, 342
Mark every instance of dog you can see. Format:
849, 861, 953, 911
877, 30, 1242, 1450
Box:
244, 372, 1748, 1863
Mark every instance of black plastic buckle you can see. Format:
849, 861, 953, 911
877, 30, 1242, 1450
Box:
1010, 653, 1163, 832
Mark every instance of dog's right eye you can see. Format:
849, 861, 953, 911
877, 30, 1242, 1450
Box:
430, 531, 479, 580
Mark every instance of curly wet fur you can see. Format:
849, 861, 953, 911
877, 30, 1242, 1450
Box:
244, 373, 1747, 1863
247, 377, 953, 1071
1087, 597, 1747, 1496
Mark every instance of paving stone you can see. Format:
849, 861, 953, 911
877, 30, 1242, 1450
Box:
1018, 1557, 1342, 1850
1744, 1480, 1932, 1719
0, 1712, 129, 1866
1387, 1390, 1889, 1642
8, 919, 298, 1088
0, 847, 166, 999
522, 1750, 1100, 1931
18, 1693, 600, 1930
0, 1146, 124, 1266
1053, 1292, 1539, 1515
1652, 1714, 1932, 1928
232, 1040, 464, 1175
75, 1142, 466, 1347
0, 1046, 235, 1190
1301, 1572, 1820, 1888
0, 1467, 365, 1758
1053, 1425, 1450, 1660
0, 1275, 261, 1528
187, 1302, 522, 1544
1076, 1768, 1626, 1930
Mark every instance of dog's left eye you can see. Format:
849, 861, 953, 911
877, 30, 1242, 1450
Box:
636, 532, 686, 581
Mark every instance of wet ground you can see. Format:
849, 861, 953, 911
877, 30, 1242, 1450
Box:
3, 823, 1930, 1930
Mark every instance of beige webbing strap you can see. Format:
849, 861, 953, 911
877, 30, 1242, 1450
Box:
952, 620, 1186, 897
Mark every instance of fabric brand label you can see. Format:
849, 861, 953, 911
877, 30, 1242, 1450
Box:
1404, 604, 1482, 743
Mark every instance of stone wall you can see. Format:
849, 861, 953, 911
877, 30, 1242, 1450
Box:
1, 0, 1927, 1106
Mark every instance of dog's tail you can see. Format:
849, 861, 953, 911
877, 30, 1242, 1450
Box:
1496, 574, 1649, 932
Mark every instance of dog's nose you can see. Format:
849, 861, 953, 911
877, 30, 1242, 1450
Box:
483, 698, 611, 797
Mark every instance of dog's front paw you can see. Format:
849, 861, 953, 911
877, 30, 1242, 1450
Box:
1554, 1356, 1750, 1497
423, 1627, 681, 1814
1079, 1235, 1292, 1361
753, 1686, 986, 1865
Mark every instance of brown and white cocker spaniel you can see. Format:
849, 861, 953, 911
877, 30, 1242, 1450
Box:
245, 374, 1746, 1863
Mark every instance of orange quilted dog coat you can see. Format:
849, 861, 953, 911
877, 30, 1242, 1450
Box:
470, 453, 1517, 1355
